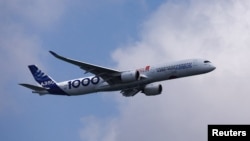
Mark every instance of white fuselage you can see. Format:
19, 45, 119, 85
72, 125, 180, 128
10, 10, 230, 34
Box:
55, 59, 215, 96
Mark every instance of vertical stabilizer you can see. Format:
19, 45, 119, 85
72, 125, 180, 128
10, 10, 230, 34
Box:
28, 65, 56, 88
27, 65, 67, 95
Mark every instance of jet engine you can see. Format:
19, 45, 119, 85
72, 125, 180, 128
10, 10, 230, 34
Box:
121, 70, 140, 82
143, 84, 162, 96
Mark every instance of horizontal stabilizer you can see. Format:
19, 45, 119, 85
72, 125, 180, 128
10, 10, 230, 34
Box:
19, 83, 48, 91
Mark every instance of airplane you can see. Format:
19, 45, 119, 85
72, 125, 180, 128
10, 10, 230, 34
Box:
19, 51, 216, 97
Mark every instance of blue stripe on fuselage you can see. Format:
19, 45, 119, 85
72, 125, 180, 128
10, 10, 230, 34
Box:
47, 84, 69, 96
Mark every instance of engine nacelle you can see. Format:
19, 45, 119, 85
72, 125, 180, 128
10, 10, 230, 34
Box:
143, 84, 162, 96
121, 70, 140, 82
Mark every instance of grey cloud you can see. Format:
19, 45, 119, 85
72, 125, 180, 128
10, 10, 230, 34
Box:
1, 0, 67, 28
80, 0, 250, 141
0, 0, 68, 112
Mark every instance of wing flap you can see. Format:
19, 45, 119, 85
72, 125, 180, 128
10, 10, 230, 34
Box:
120, 88, 141, 97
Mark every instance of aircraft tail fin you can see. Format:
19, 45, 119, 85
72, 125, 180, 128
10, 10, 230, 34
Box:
28, 65, 57, 88
20, 65, 67, 95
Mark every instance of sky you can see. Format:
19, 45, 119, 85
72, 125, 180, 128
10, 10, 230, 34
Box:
1, 0, 250, 141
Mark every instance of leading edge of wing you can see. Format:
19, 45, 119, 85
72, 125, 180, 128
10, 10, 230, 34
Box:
49, 51, 120, 73
49, 51, 121, 84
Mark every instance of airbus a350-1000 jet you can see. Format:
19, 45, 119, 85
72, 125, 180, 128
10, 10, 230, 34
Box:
19, 51, 216, 97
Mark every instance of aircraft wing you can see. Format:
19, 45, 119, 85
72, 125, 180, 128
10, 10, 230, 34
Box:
49, 51, 121, 84
120, 88, 141, 97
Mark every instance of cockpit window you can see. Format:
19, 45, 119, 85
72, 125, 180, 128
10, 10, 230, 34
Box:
204, 60, 210, 63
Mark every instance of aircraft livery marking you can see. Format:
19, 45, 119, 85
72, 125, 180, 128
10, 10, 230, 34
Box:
137, 65, 150, 73
157, 63, 192, 72
41, 81, 55, 86
68, 76, 100, 89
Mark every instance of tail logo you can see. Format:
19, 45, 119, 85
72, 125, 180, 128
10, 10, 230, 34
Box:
28, 65, 67, 95
28, 65, 55, 88
34, 70, 55, 86
40, 80, 55, 87
34, 70, 49, 81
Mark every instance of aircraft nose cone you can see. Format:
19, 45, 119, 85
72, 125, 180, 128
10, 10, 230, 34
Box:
210, 65, 216, 71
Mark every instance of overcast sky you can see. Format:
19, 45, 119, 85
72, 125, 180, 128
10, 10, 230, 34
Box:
1, 0, 250, 141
